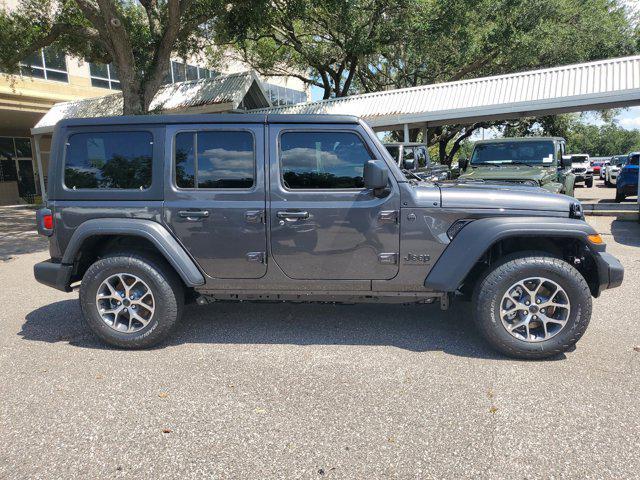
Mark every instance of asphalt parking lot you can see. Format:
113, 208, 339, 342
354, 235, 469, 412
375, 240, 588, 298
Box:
573, 173, 638, 206
0, 206, 638, 479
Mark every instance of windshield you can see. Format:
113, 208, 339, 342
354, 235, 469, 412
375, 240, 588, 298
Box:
470, 141, 555, 166
626, 154, 639, 166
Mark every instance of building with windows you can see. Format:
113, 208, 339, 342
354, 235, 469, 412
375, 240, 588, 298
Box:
0, 46, 122, 204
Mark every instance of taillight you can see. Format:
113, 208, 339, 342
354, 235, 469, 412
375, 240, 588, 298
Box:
43, 214, 53, 230
36, 208, 54, 236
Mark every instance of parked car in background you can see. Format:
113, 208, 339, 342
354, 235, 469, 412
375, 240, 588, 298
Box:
590, 158, 607, 178
615, 152, 639, 202
592, 158, 609, 179
570, 154, 593, 187
458, 137, 575, 196
384, 142, 451, 182
605, 155, 627, 187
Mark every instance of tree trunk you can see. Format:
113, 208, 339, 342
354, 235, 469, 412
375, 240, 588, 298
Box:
438, 138, 448, 164
120, 80, 145, 115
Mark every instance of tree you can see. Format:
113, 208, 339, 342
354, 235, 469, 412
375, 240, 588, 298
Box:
232, 0, 408, 100
566, 121, 640, 156
0, 0, 265, 114
233, 0, 637, 163
415, 0, 638, 164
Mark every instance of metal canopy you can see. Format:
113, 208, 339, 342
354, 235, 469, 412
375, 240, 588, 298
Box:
253, 55, 640, 130
31, 71, 270, 135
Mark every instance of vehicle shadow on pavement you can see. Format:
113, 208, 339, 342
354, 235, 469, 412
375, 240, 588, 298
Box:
610, 220, 640, 247
21, 299, 566, 361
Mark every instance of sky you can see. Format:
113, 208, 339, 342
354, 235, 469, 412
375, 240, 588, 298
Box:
616, 107, 640, 130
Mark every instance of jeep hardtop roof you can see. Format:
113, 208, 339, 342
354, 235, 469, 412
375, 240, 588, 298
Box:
473, 137, 564, 145
55, 113, 361, 130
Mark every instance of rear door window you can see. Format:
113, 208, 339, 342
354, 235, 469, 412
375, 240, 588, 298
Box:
64, 131, 153, 189
174, 131, 255, 189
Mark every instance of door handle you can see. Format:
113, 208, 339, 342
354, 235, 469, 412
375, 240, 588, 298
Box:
276, 211, 309, 220
178, 210, 209, 220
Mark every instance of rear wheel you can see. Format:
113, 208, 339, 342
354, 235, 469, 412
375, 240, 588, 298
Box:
79, 253, 184, 349
585, 177, 593, 188
473, 253, 591, 359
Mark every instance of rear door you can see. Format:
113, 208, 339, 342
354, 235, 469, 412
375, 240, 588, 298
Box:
163, 123, 267, 279
268, 124, 400, 280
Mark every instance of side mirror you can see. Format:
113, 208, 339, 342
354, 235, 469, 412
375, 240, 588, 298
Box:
560, 156, 572, 169
364, 160, 389, 195
459, 158, 468, 172
403, 158, 416, 170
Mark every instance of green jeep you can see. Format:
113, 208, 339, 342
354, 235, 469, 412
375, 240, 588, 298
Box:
458, 137, 575, 196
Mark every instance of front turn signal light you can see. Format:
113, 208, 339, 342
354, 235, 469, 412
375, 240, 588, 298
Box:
587, 234, 604, 244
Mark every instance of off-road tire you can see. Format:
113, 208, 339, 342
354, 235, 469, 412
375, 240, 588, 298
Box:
473, 252, 592, 360
79, 253, 184, 349
585, 177, 593, 188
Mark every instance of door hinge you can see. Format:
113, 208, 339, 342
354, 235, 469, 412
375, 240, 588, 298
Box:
246, 251, 266, 263
378, 210, 398, 224
378, 253, 398, 265
245, 210, 265, 224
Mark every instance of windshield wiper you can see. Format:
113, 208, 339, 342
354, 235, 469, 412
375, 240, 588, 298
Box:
402, 169, 424, 181
511, 161, 536, 167
472, 162, 503, 167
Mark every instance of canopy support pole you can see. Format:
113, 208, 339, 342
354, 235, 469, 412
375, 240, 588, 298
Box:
33, 134, 46, 202
403, 124, 410, 142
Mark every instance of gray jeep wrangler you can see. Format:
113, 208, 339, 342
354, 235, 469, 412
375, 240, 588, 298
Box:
34, 114, 623, 359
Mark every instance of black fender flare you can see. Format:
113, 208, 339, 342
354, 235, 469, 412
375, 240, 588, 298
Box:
62, 218, 205, 287
424, 216, 599, 292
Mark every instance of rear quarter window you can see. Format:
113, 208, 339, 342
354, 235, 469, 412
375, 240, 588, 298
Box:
64, 131, 153, 190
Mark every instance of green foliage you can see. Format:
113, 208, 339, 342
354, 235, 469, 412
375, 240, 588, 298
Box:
0, 1, 266, 113
232, 0, 637, 163
566, 121, 640, 156
359, 0, 636, 91
234, 0, 408, 99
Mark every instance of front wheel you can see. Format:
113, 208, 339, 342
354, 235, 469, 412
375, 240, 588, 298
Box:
473, 253, 592, 359
79, 253, 184, 349
585, 177, 593, 188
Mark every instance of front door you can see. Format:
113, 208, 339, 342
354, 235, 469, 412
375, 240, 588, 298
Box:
164, 123, 267, 279
268, 125, 400, 280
